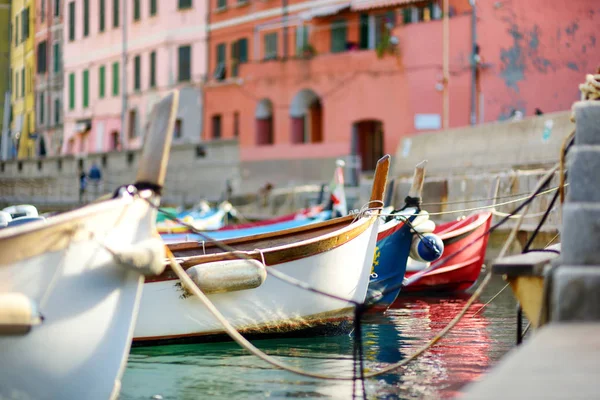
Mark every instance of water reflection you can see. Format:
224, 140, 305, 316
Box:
121, 276, 517, 400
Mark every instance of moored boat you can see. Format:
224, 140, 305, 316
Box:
403, 212, 493, 293
132, 155, 392, 345
0, 91, 179, 400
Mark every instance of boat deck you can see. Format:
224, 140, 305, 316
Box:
461, 322, 600, 399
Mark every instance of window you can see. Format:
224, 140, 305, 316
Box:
296, 26, 309, 54
128, 109, 137, 138
112, 62, 119, 96
179, 0, 192, 9
134, 0, 141, 21
212, 114, 222, 139
21, 68, 25, 97
68, 2, 75, 41
231, 38, 248, 77
99, 0, 105, 32
83, 69, 89, 108
214, 43, 226, 80
113, 0, 119, 27
331, 19, 347, 53
99, 65, 106, 98
14, 15, 19, 45
264, 32, 278, 60
37, 41, 47, 74
53, 42, 61, 72
41, 0, 46, 23
83, 0, 90, 36
54, 98, 60, 124
134, 55, 141, 91
149, 51, 156, 88
178, 45, 191, 82
54, 0, 61, 17
150, 0, 157, 16
174, 119, 182, 138
359, 14, 369, 49
69, 72, 75, 110
216, 0, 226, 9
22, 8, 30, 42
14, 71, 17, 100
39, 92, 45, 125
233, 112, 239, 137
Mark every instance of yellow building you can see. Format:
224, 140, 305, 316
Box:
11, 0, 35, 159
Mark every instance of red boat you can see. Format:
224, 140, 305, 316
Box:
403, 211, 493, 293
219, 205, 324, 231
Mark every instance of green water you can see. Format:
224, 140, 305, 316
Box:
120, 276, 518, 400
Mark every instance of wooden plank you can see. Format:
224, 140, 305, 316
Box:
462, 323, 600, 400
492, 244, 561, 277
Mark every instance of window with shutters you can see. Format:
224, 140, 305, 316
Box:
295, 26, 309, 55
330, 19, 347, 53
112, 62, 119, 96
134, 0, 141, 21
150, 0, 157, 16
149, 51, 156, 88
68, 2, 75, 41
216, 0, 226, 9
37, 41, 47, 74
53, 42, 60, 72
214, 43, 226, 81
233, 112, 239, 137
212, 115, 222, 139
41, 0, 46, 23
113, 0, 119, 27
15, 15, 19, 45
69, 73, 75, 110
134, 55, 141, 91
178, 45, 191, 82
21, 68, 25, 97
83, 70, 89, 108
22, 8, 29, 42
359, 14, 369, 49
264, 32, 277, 60
179, 0, 192, 9
54, 98, 61, 124
99, 65, 105, 98
54, 0, 61, 16
99, 0, 105, 32
83, 0, 90, 36
230, 41, 238, 77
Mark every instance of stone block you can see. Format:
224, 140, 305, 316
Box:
573, 101, 600, 145
561, 203, 600, 265
567, 146, 600, 202
552, 265, 600, 321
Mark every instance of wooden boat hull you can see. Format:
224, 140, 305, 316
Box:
403, 212, 492, 293
133, 216, 380, 344
0, 195, 158, 400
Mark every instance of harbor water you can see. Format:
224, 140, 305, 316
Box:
120, 274, 518, 400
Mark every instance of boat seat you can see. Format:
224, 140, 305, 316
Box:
0, 293, 42, 335
492, 243, 561, 278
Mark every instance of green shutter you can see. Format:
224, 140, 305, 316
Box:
84, 0, 89, 36
150, 51, 156, 87
113, 0, 119, 27
134, 0, 141, 21
99, 0, 105, 31
69, 73, 75, 110
150, 0, 157, 15
331, 19, 347, 53
134, 55, 141, 90
53, 42, 60, 72
39, 92, 45, 124
99, 65, 105, 98
68, 2, 75, 40
239, 38, 248, 63
21, 68, 25, 97
179, 0, 192, 9
83, 70, 89, 108
112, 62, 119, 96
230, 42, 238, 77
216, 43, 225, 64
359, 14, 369, 49
178, 45, 191, 82
54, 98, 60, 124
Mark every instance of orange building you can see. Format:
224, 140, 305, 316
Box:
204, 0, 598, 175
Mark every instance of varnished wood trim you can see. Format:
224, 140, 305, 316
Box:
371, 154, 391, 203
147, 214, 376, 283
441, 212, 491, 245
132, 306, 354, 343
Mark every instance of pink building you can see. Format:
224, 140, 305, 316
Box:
62, 0, 206, 154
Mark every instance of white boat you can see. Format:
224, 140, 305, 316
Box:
0, 90, 180, 400
132, 156, 391, 345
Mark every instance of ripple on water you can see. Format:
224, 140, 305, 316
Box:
121, 276, 518, 400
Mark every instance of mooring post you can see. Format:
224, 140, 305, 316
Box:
552, 101, 600, 321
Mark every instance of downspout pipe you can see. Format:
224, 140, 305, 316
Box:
469, 0, 477, 126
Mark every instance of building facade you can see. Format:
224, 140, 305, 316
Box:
34, 0, 63, 157
10, 0, 36, 159
0, 0, 11, 159
62, 0, 207, 155
204, 0, 597, 175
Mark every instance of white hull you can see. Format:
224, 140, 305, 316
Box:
0, 194, 158, 400
134, 217, 380, 342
